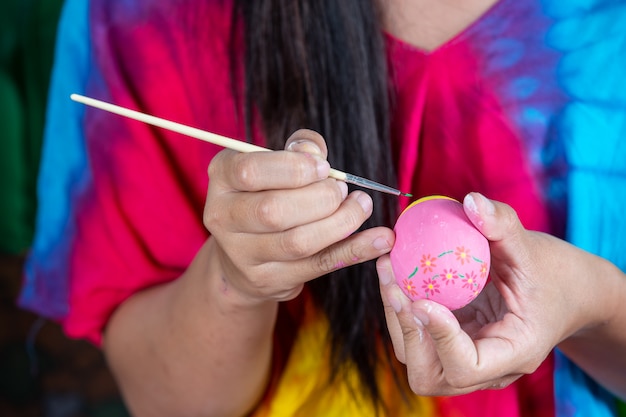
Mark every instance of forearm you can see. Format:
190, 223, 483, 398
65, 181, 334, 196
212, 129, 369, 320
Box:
558, 260, 626, 400
103, 238, 279, 417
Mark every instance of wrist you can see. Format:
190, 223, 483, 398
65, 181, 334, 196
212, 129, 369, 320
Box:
556, 260, 626, 398
591, 261, 626, 332
565, 255, 623, 339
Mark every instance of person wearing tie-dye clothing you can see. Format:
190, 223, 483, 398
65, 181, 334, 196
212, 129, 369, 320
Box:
20, 0, 626, 416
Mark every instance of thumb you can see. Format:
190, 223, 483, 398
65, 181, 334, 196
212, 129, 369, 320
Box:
462, 192, 524, 242
284, 129, 328, 158
461, 192, 540, 313
462, 192, 531, 267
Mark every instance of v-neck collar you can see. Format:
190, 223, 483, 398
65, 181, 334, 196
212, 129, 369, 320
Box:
383, 0, 508, 57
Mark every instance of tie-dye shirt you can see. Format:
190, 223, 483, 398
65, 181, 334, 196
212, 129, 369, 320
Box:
20, 0, 626, 415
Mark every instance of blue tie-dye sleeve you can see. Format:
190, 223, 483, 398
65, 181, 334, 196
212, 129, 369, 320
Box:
19, 0, 92, 320
542, 0, 626, 415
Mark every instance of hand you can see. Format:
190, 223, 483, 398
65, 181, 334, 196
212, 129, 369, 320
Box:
203, 129, 394, 305
376, 192, 617, 395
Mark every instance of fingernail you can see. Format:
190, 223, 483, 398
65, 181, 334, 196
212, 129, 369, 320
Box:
477, 192, 495, 216
373, 237, 391, 251
465, 193, 495, 228
464, 193, 479, 216
356, 193, 373, 214
464, 193, 484, 228
287, 139, 322, 154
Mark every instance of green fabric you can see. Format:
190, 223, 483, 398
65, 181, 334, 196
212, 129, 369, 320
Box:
0, 0, 64, 254
618, 399, 626, 416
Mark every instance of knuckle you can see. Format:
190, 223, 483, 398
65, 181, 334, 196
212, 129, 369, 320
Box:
254, 195, 285, 230
279, 230, 312, 259
313, 242, 361, 274
315, 250, 338, 273
231, 156, 258, 190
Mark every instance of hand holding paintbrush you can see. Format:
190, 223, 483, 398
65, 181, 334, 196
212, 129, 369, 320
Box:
70, 94, 411, 198
69, 92, 399, 297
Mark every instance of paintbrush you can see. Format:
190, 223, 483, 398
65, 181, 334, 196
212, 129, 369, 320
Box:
70, 94, 412, 197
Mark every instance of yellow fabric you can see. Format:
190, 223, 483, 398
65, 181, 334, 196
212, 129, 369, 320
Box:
252, 305, 436, 417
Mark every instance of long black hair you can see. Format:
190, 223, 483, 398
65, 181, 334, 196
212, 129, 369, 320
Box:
231, 0, 402, 408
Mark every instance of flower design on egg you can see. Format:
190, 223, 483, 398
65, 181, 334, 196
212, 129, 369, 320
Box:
455, 246, 470, 265
480, 262, 489, 278
462, 271, 478, 289
441, 269, 458, 285
402, 279, 419, 298
420, 254, 437, 273
422, 277, 440, 297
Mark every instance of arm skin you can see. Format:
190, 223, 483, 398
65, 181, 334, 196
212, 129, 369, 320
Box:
103, 238, 279, 417
102, 130, 395, 417
377, 192, 626, 400
557, 260, 626, 400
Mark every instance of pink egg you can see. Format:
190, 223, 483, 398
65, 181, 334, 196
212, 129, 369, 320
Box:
390, 196, 490, 310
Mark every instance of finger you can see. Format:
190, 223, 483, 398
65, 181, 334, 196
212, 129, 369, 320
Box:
463, 192, 538, 305
463, 192, 530, 265
208, 178, 348, 233
304, 225, 394, 279
378, 257, 525, 396
248, 191, 375, 263
209, 148, 330, 192
390, 300, 446, 395
253, 225, 394, 290
407, 300, 477, 390
410, 299, 521, 390
376, 255, 408, 363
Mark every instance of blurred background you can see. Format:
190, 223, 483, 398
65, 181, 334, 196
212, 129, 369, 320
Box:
1, 1, 129, 416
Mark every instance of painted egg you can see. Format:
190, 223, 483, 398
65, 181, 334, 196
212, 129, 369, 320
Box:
390, 196, 490, 310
